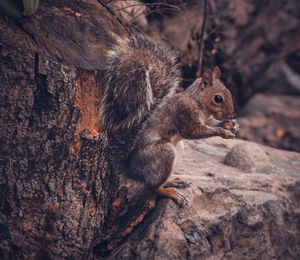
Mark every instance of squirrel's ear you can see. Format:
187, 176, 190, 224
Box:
202, 69, 213, 87
213, 66, 221, 79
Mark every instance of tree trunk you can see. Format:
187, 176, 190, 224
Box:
0, 0, 126, 258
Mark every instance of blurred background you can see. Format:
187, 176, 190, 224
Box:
1, 0, 298, 152
109, 0, 300, 152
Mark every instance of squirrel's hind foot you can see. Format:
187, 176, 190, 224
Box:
156, 186, 188, 207
163, 178, 191, 189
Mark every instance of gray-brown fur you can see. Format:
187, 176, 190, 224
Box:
101, 34, 238, 205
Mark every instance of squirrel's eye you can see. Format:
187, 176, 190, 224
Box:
214, 95, 223, 103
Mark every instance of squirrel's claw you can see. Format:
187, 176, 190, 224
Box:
174, 191, 189, 207
156, 186, 188, 207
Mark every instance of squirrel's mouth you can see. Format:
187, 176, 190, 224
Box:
214, 111, 235, 121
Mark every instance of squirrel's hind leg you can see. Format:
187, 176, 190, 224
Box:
128, 141, 188, 206
129, 142, 175, 187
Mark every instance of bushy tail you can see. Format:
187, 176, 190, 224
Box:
100, 33, 180, 135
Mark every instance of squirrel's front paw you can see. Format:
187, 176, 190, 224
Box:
230, 119, 239, 134
218, 128, 235, 139
222, 119, 239, 134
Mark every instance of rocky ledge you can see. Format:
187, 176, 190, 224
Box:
107, 137, 300, 259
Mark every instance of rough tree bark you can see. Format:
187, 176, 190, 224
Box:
0, 0, 126, 258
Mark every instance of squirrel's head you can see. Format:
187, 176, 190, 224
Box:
187, 67, 235, 120
201, 67, 235, 120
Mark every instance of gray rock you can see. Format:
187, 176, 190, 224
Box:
107, 138, 300, 259
224, 142, 272, 172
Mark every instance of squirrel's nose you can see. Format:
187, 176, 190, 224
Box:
229, 114, 235, 119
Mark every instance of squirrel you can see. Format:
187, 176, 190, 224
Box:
101, 33, 239, 206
